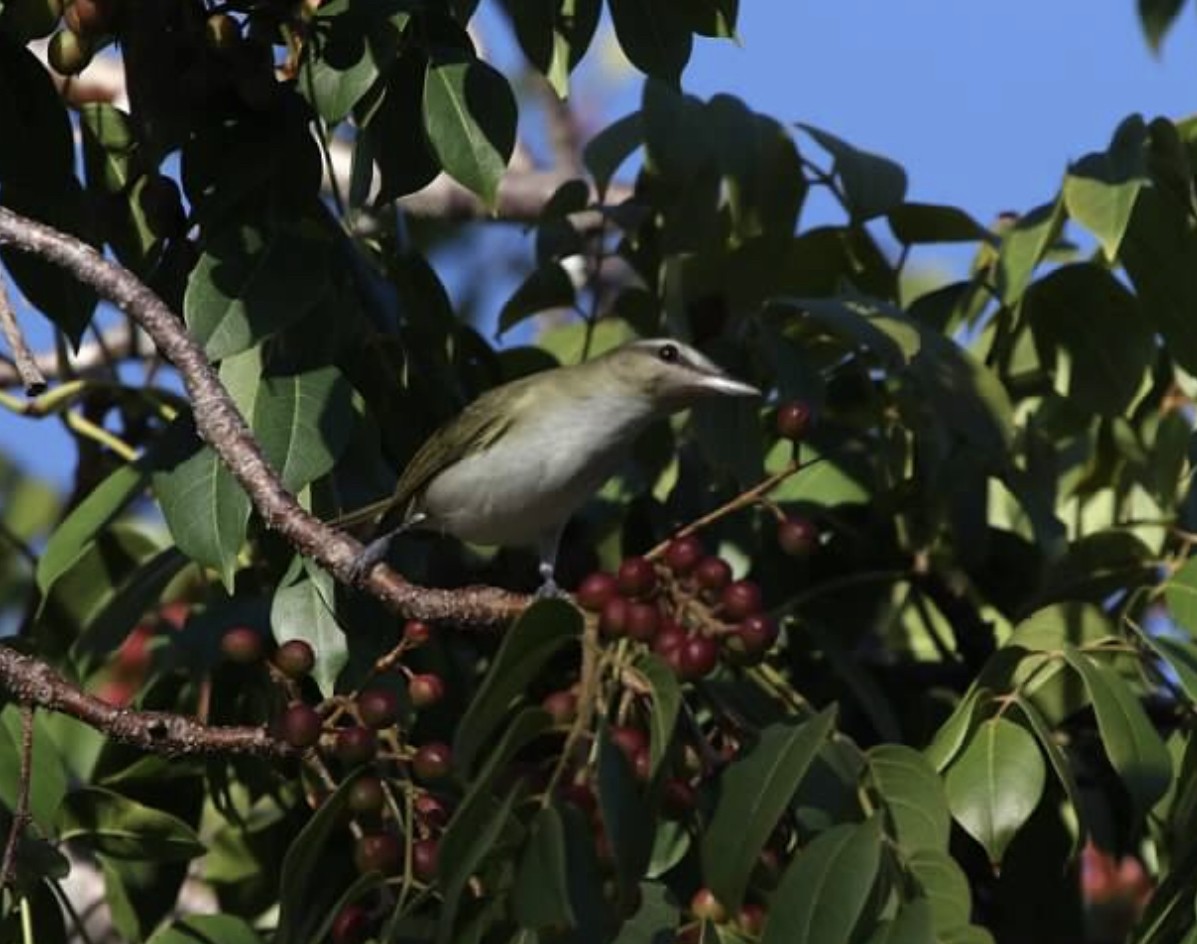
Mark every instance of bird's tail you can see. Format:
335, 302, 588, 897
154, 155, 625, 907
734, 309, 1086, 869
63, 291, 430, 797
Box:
328, 496, 395, 531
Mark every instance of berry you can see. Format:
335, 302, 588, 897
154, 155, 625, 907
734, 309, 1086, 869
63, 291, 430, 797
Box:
690, 887, 728, 924
403, 619, 431, 646
737, 614, 779, 654
275, 639, 315, 679
414, 793, 448, 828
695, 557, 733, 592
47, 28, 91, 74
776, 400, 814, 441
679, 635, 719, 680
626, 601, 661, 643
599, 597, 629, 639
347, 775, 386, 815
737, 903, 767, 935
335, 726, 377, 766
413, 742, 452, 781
609, 725, 648, 759
543, 690, 578, 725
617, 557, 657, 599
653, 622, 687, 658
331, 905, 371, 944
631, 746, 652, 781
357, 688, 400, 728
409, 674, 445, 709
280, 703, 322, 748
721, 580, 763, 621
577, 572, 619, 612
63, 0, 113, 37
354, 832, 401, 875
114, 625, 154, 677
778, 517, 818, 557
663, 779, 696, 817
664, 535, 704, 575
412, 838, 439, 882
560, 782, 597, 815
221, 626, 264, 664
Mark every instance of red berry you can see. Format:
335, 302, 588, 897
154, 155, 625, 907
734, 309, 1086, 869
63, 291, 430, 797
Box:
721, 580, 763, 621
409, 674, 445, 709
63, 0, 114, 37
414, 792, 448, 827
577, 572, 619, 612
776, 401, 814, 441
403, 619, 431, 646
280, 703, 322, 748
680, 635, 719, 680
543, 690, 579, 725
412, 838, 439, 882
347, 775, 386, 815
335, 726, 378, 766
738, 614, 779, 653
413, 742, 452, 781
275, 639, 315, 679
599, 597, 629, 639
695, 557, 733, 592
357, 688, 400, 728
631, 746, 652, 781
778, 517, 818, 557
115, 625, 154, 677
664, 535, 704, 575
691, 887, 728, 923
354, 832, 401, 875
626, 601, 661, 642
617, 557, 658, 599
331, 905, 372, 944
561, 782, 598, 815
737, 903, 767, 935
610, 725, 648, 759
221, 626, 264, 664
654, 621, 687, 658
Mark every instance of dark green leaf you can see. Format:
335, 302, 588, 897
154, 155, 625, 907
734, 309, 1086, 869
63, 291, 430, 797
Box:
1060, 644, 1172, 817
498, 263, 576, 336
995, 198, 1066, 306
583, 111, 643, 197
454, 599, 579, 775
944, 718, 1044, 867
514, 806, 575, 931
1139, 633, 1197, 704
866, 744, 950, 853
360, 48, 442, 203
629, 652, 682, 778
607, 0, 692, 84
888, 203, 989, 245
681, 0, 737, 37
798, 123, 908, 221
501, 0, 601, 97
1012, 695, 1085, 859
147, 914, 264, 944
422, 52, 517, 208
907, 848, 971, 932
702, 706, 837, 912
773, 295, 922, 369
0, 709, 67, 833
271, 556, 347, 698
612, 882, 680, 943
253, 365, 357, 491
1139, 0, 1187, 52
1062, 115, 1149, 259
760, 817, 883, 944
598, 723, 655, 912
1166, 557, 1197, 634
865, 898, 935, 944
56, 786, 205, 861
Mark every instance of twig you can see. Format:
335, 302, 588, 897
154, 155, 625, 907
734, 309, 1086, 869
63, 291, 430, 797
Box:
0, 644, 294, 757
0, 278, 45, 395
0, 322, 146, 389
0, 705, 35, 889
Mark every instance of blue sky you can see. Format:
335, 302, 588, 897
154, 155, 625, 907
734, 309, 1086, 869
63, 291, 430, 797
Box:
3, 3, 1197, 488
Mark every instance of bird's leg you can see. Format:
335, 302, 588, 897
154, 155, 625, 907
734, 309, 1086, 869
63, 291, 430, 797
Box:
349, 514, 424, 583
534, 527, 567, 599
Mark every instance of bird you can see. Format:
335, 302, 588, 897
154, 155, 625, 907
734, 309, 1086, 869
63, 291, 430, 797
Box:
343, 338, 760, 595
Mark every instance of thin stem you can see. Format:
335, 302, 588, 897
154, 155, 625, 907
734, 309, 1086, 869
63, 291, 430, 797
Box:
0, 278, 45, 395
0, 705, 35, 889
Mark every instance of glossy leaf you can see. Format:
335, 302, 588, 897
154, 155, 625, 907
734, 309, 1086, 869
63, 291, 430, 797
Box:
1062, 115, 1149, 260
702, 706, 837, 911
501, 0, 601, 97
514, 806, 575, 931
761, 817, 883, 944
1139, 633, 1197, 704
598, 723, 655, 910
995, 198, 1066, 306
944, 718, 1045, 867
1138, 0, 1186, 53
147, 915, 263, 944
865, 898, 935, 944
1165, 557, 1197, 634
629, 652, 682, 778
866, 744, 950, 853
925, 688, 990, 772
498, 263, 576, 336
775, 295, 922, 369
422, 52, 517, 208
583, 110, 643, 196
56, 786, 205, 861
0, 709, 67, 833
454, 599, 579, 775
271, 556, 347, 698
799, 122, 908, 220
907, 848, 972, 932
889, 202, 989, 245
1060, 644, 1172, 817
608, 0, 692, 84
1012, 694, 1085, 858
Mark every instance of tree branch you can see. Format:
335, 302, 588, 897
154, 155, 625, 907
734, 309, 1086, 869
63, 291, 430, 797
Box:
0, 206, 527, 629
0, 276, 46, 395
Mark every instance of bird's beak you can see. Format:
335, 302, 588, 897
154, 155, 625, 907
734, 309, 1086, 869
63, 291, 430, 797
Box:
693, 371, 761, 398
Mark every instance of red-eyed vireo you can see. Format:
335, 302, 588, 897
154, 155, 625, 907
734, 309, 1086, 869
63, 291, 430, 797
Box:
345, 338, 760, 594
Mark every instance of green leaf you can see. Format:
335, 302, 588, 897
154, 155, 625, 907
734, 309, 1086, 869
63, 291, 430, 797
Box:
271, 556, 347, 698
612, 882, 680, 943
866, 744, 950, 853
1060, 644, 1172, 817
702, 706, 837, 911
184, 221, 332, 361
454, 599, 579, 775
0, 709, 67, 833
1166, 557, 1197, 633
629, 652, 682, 779
78, 102, 137, 194
907, 848, 972, 932
498, 263, 576, 336
1139, 633, 1197, 704
597, 722, 655, 911
944, 718, 1044, 867
147, 914, 264, 944
1012, 695, 1085, 859
1006, 602, 1114, 651
1062, 116, 1149, 260
583, 110, 643, 197
513, 806, 575, 931
359, 49, 442, 203
798, 123, 908, 221
681, 0, 738, 37
865, 898, 935, 944
888, 202, 990, 245
760, 817, 883, 944
36, 460, 148, 595
500, 0, 601, 97
995, 198, 1066, 306
1139, 0, 1187, 52
56, 786, 205, 861
607, 0, 692, 84
254, 365, 357, 491
422, 52, 516, 208
773, 295, 922, 370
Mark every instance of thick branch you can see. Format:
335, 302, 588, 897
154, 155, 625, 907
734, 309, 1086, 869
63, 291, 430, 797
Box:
0, 207, 526, 628
0, 646, 292, 757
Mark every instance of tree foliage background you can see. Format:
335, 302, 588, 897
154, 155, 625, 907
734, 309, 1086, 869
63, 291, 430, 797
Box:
0, 1, 1196, 943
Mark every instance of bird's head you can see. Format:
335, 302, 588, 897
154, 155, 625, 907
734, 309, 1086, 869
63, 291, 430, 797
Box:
597, 338, 760, 409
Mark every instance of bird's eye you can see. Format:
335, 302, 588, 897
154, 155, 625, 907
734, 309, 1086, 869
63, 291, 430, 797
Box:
658, 343, 679, 363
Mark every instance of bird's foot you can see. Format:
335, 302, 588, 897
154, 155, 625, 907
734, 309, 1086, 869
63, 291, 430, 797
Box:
534, 578, 569, 599
349, 534, 393, 584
